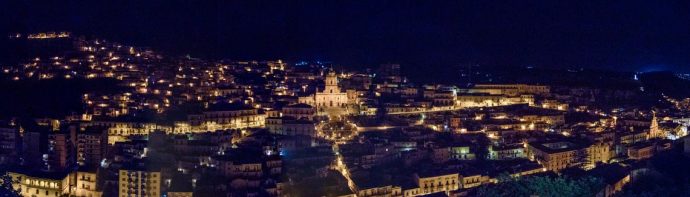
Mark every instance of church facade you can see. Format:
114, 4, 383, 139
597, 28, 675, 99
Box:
299, 71, 349, 114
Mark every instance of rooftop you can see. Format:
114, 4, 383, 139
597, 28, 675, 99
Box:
528, 140, 588, 154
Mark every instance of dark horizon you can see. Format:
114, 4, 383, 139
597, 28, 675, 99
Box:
3, 0, 690, 73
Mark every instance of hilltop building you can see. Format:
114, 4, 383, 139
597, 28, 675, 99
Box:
299, 70, 351, 116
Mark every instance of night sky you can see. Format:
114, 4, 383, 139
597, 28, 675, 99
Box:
3, 0, 690, 73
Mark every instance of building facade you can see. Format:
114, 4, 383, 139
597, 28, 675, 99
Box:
9, 171, 74, 197
0, 126, 20, 165
118, 169, 161, 197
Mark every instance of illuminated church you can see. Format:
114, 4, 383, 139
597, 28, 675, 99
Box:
649, 112, 663, 139
298, 70, 350, 115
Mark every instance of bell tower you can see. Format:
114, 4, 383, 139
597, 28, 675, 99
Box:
649, 111, 662, 139
324, 70, 339, 94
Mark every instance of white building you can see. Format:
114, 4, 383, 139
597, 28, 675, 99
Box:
299, 71, 350, 115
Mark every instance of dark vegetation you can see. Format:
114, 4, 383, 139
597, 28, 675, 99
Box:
639, 71, 690, 99
476, 174, 604, 197
616, 146, 690, 196
0, 78, 123, 119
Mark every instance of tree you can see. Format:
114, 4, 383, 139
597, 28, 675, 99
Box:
617, 148, 690, 196
0, 172, 20, 197
476, 175, 604, 197
616, 172, 690, 197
